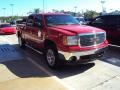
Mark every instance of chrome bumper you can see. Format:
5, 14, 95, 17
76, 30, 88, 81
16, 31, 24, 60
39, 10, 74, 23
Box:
58, 48, 106, 61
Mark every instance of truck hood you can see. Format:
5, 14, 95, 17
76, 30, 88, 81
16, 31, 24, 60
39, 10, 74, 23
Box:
48, 25, 105, 35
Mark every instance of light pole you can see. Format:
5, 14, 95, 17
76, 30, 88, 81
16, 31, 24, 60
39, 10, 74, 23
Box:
10, 4, 14, 16
43, 0, 44, 13
2, 8, 6, 17
74, 6, 77, 16
74, 6, 77, 13
101, 0, 106, 13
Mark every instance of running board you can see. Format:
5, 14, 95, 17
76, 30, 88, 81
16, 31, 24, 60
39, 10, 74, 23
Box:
25, 44, 43, 54
109, 44, 120, 48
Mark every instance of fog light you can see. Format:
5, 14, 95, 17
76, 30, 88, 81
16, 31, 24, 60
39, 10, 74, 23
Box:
69, 56, 77, 61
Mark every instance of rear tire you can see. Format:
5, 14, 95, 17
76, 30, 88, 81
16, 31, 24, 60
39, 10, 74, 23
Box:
45, 45, 63, 69
18, 37, 25, 49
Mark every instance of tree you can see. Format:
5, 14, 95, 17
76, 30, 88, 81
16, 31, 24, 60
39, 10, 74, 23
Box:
84, 10, 99, 19
60, 10, 65, 13
34, 8, 41, 14
110, 10, 120, 14
52, 9, 59, 13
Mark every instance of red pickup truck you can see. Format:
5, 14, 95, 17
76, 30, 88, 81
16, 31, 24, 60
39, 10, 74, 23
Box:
17, 13, 108, 69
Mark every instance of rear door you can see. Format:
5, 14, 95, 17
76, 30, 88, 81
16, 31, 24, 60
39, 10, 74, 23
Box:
30, 15, 45, 49
24, 15, 34, 45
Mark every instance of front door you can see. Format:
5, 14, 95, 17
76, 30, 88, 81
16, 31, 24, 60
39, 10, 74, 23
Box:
104, 16, 120, 45
90, 17, 105, 30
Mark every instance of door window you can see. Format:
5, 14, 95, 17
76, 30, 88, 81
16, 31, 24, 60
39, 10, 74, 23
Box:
33, 15, 42, 27
26, 15, 34, 26
105, 16, 119, 25
92, 17, 104, 24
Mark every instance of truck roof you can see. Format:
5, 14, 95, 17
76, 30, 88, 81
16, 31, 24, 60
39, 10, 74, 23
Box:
30, 13, 68, 16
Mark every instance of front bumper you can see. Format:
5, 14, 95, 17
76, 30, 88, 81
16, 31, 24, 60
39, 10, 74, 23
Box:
58, 47, 106, 63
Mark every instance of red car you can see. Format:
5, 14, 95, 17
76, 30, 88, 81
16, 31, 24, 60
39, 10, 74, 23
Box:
0, 23, 16, 34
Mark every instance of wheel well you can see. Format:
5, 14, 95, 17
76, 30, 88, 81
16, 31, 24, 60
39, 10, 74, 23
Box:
44, 39, 57, 48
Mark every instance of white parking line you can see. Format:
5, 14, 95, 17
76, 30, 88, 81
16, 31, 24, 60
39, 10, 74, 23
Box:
2, 35, 74, 90
27, 57, 73, 90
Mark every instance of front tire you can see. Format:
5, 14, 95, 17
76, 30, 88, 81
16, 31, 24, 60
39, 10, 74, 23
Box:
45, 45, 63, 69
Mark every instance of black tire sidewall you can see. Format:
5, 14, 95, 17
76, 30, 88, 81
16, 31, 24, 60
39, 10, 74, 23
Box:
45, 45, 62, 69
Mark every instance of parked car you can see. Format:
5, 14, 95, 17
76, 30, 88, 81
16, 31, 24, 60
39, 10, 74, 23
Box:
88, 14, 120, 45
74, 17, 86, 25
17, 13, 108, 69
0, 23, 16, 34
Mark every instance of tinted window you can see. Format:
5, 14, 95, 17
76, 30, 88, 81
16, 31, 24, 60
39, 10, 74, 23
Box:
27, 15, 34, 26
34, 15, 42, 22
45, 15, 79, 26
0, 24, 11, 28
16, 18, 27, 24
28, 15, 34, 20
92, 17, 104, 24
16, 20, 23, 24
104, 16, 120, 25
33, 15, 42, 27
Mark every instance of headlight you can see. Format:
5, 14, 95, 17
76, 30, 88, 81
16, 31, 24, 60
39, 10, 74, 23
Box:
63, 36, 79, 46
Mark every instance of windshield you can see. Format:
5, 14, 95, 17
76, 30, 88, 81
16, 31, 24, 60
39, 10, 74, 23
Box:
45, 15, 79, 26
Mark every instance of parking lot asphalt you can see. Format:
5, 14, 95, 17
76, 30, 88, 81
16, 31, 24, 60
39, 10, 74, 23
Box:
0, 35, 70, 90
0, 59, 69, 90
0, 35, 120, 90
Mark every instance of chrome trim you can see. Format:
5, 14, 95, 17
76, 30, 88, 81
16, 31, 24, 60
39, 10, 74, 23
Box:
59, 47, 105, 60
78, 32, 106, 47
78, 32, 105, 36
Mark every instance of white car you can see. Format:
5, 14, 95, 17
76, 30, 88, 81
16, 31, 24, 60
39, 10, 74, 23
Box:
75, 17, 86, 25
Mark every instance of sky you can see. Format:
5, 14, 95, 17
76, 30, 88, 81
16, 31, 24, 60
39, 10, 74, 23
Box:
0, 0, 120, 16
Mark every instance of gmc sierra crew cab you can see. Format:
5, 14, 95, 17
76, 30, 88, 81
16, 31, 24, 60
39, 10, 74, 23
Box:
17, 13, 108, 69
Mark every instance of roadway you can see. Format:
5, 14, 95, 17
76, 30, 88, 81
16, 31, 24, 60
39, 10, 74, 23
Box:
0, 34, 120, 90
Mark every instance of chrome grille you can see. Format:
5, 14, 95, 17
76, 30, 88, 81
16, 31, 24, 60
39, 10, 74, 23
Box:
79, 33, 105, 47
